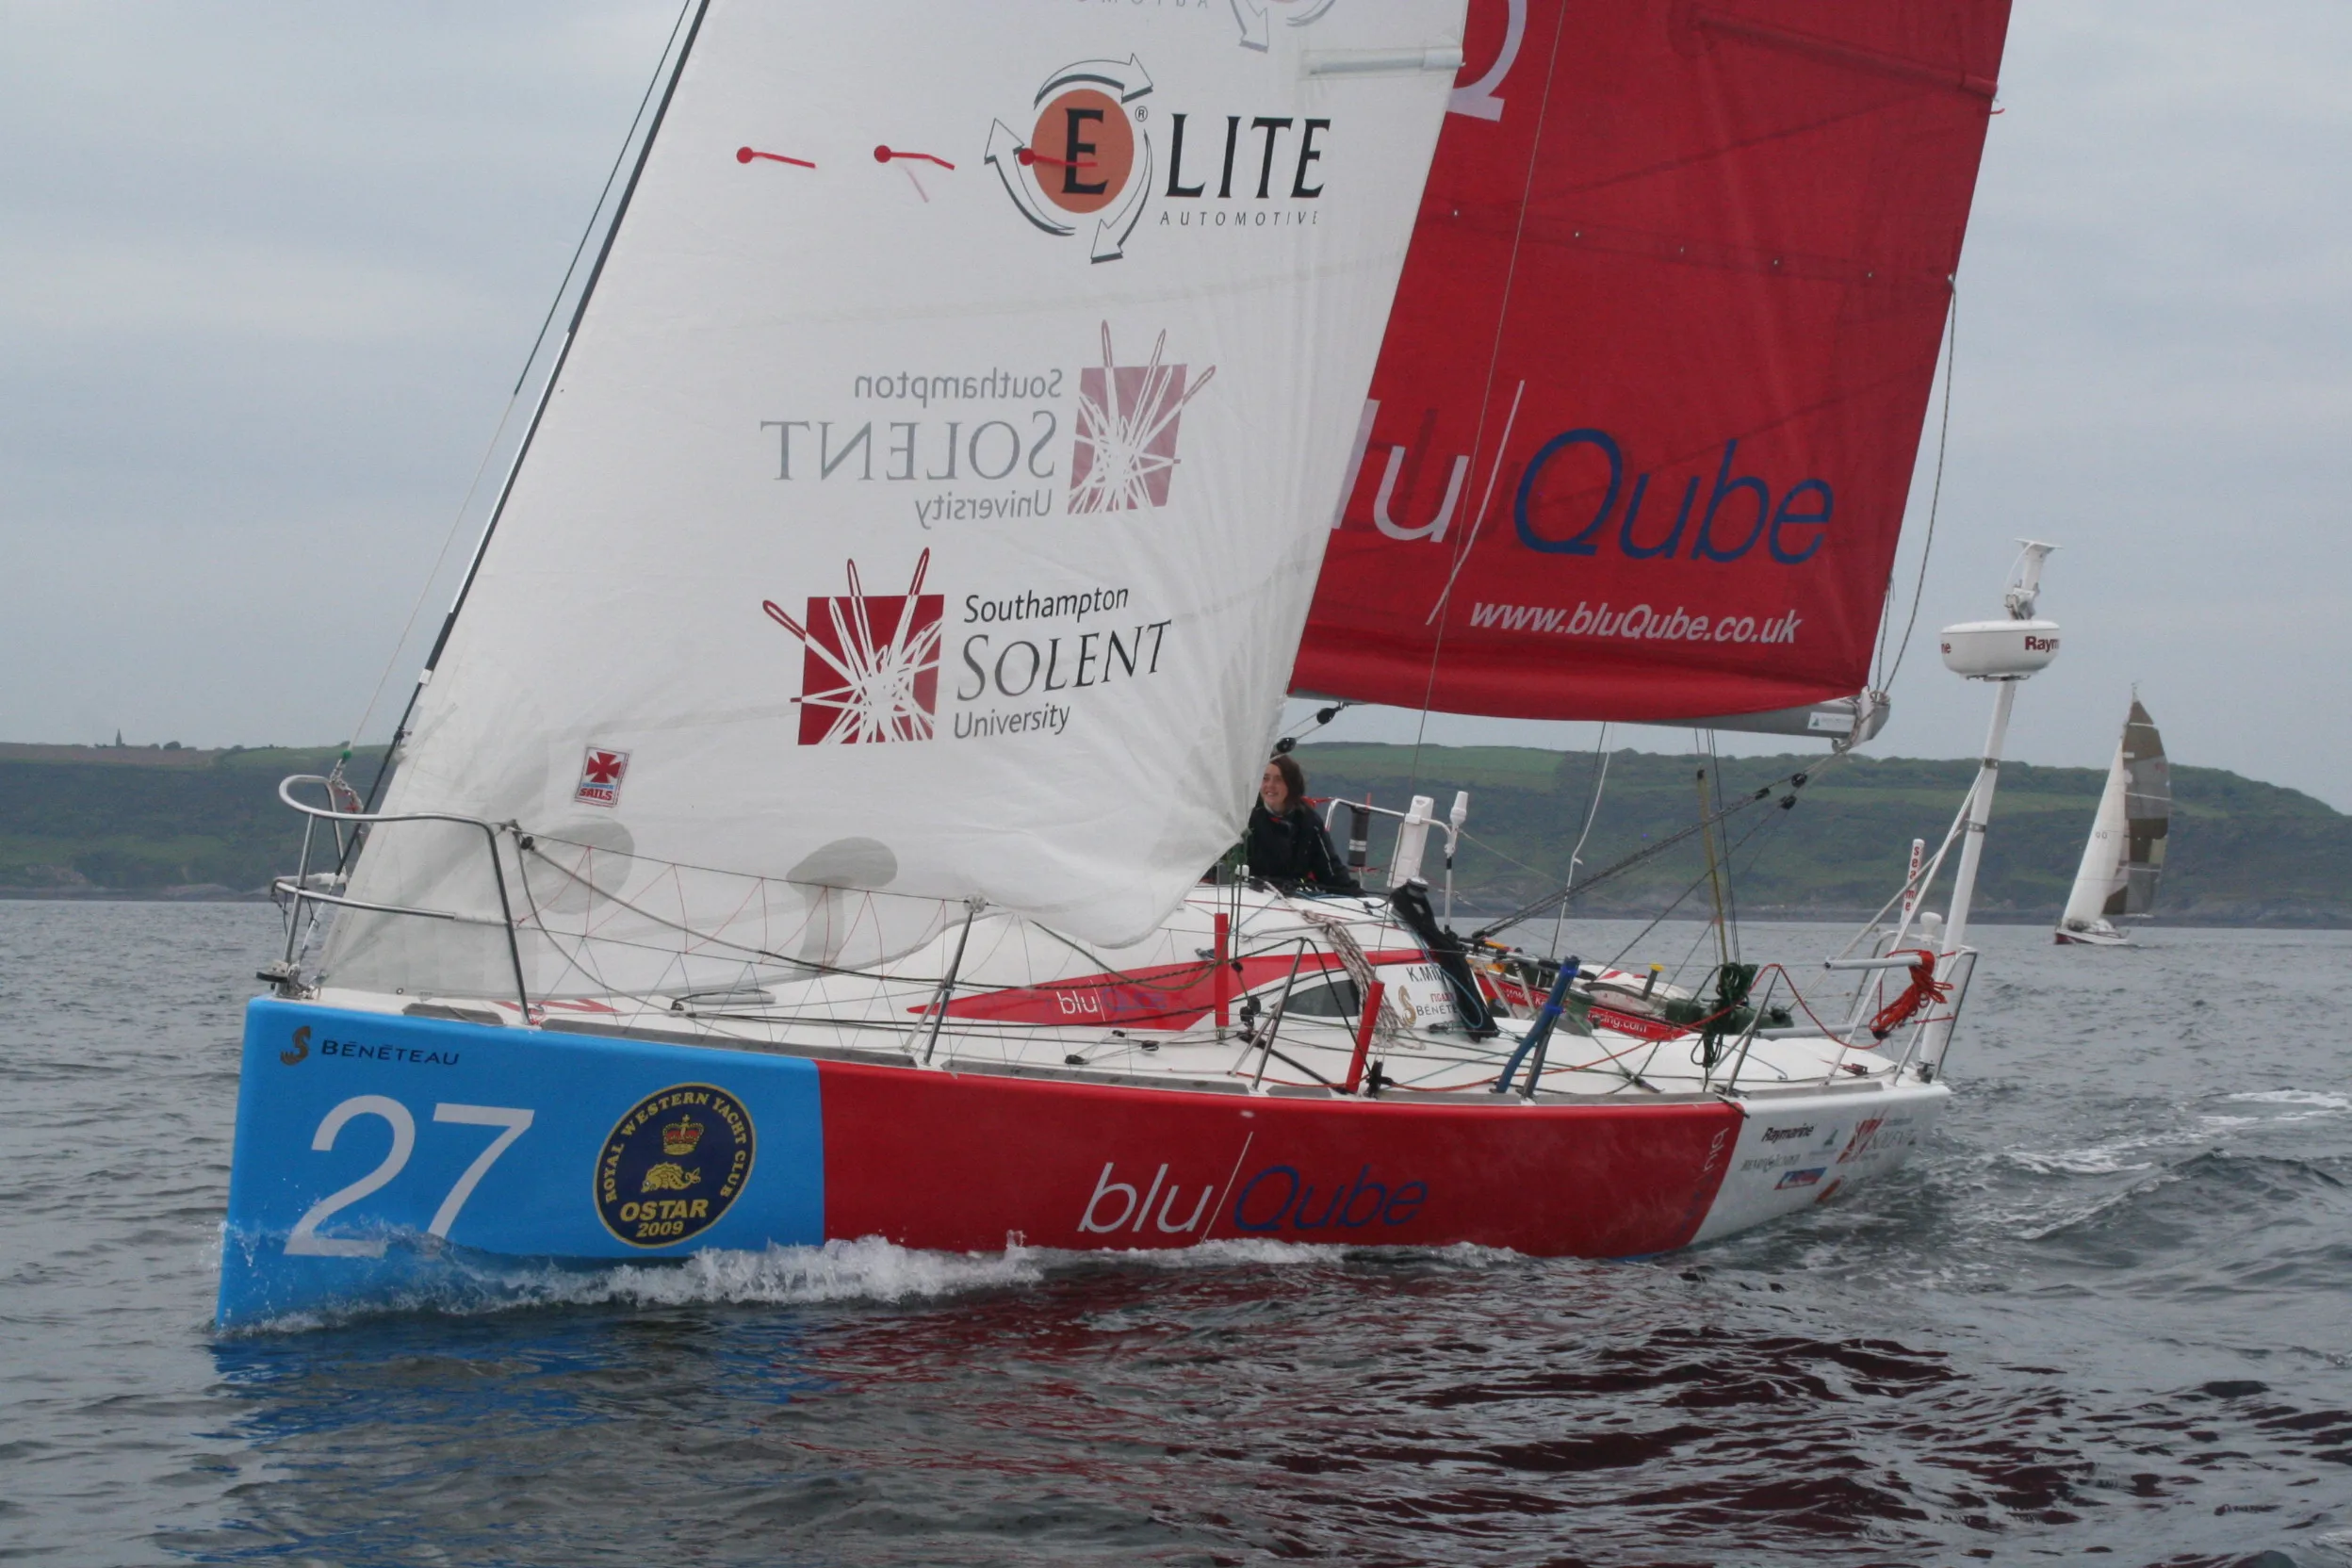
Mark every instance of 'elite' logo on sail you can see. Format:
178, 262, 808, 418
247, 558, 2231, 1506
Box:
987, 57, 1155, 263
762, 554, 944, 745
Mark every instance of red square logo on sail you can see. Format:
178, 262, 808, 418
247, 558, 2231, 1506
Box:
1070, 325, 1213, 514
576, 746, 629, 807
763, 554, 943, 744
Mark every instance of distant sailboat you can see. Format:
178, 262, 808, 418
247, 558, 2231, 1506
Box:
2055, 699, 2169, 945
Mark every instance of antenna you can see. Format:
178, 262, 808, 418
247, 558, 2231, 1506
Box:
2003, 539, 2058, 621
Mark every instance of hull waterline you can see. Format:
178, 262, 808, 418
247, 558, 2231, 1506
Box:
218, 997, 1946, 1326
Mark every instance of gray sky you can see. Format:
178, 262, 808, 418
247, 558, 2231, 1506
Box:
7, 2, 2350, 807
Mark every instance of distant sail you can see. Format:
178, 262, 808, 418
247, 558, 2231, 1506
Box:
2058, 699, 2167, 937
2116, 698, 2170, 915
1292, 0, 2013, 722
324, 0, 1465, 998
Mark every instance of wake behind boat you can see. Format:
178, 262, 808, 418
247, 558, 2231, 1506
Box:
217, 0, 2022, 1326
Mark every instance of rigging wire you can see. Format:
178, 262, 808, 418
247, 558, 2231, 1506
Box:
1876, 282, 1960, 694
526, 832, 1336, 1005
1606, 803, 1784, 973
1273, 699, 1354, 753
334, 0, 698, 772
1550, 724, 1610, 958
1402, 10, 1574, 798
1707, 731, 1741, 964
1472, 753, 1838, 943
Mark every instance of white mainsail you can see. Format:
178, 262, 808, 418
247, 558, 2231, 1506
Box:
2060, 751, 2131, 929
2059, 698, 2168, 935
325, 0, 1466, 999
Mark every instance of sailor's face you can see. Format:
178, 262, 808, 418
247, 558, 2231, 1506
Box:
1260, 763, 1288, 813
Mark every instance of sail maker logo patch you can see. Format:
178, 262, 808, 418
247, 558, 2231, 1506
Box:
576, 747, 629, 806
763, 553, 944, 745
596, 1084, 756, 1248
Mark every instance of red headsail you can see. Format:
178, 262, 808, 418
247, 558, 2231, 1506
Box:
1292, 0, 2012, 722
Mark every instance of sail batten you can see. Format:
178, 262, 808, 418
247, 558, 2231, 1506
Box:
325, 0, 1466, 997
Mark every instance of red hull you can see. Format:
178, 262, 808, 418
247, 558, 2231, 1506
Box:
821, 1061, 1741, 1256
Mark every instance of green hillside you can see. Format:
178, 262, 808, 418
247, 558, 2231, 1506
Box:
0, 743, 385, 896
1293, 743, 2351, 927
1, 740, 2344, 925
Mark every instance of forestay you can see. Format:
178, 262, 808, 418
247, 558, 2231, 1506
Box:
1291, 0, 2013, 722
325, 0, 1465, 1000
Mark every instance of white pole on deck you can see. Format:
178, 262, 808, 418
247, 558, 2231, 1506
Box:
1441, 792, 1468, 922
1917, 540, 2060, 1078
1937, 678, 2017, 963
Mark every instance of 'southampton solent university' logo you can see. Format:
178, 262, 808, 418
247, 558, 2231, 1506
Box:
1072, 325, 1212, 514
596, 1084, 756, 1248
762, 552, 944, 745
754, 330, 1213, 744
987, 57, 1155, 262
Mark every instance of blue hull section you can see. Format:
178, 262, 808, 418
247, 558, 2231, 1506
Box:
218, 999, 825, 1327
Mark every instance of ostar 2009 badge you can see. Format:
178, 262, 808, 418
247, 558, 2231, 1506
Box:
596, 1084, 756, 1248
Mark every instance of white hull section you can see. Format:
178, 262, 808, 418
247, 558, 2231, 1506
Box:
1692, 1080, 1948, 1243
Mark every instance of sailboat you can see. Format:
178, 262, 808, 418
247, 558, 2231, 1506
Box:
218, 0, 2022, 1327
2054, 698, 2168, 945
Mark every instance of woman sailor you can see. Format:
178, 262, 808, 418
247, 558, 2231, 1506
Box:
1246, 755, 1361, 893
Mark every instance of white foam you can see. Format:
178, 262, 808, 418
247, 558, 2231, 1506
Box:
2223, 1089, 2352, 1110
2002, 1129, 2187, 1176
529, 1235, 1048, 1308
2007, 1147, 2154, 1176
226, 1233, 1556, 1333
2002, 1092, 2352, 1178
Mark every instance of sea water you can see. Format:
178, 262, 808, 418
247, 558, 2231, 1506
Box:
2, 901, 2346, 1566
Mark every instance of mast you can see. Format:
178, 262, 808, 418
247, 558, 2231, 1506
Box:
1919, 541, 2060, 1075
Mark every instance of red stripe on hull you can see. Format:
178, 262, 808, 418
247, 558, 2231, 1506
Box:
927, 949, 1443, 1030
818, 1062, 1742, 1257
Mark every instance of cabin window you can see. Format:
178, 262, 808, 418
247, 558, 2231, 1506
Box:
1282, 976, 1362, 1018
